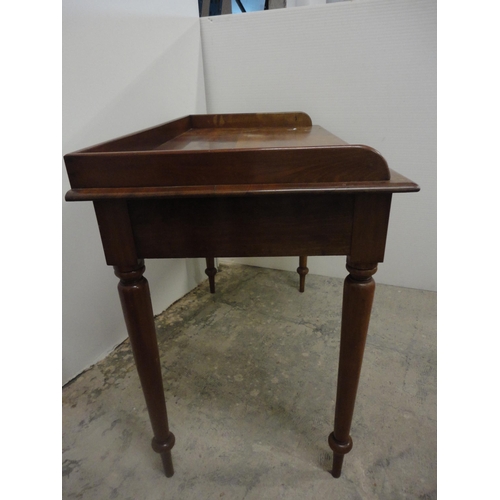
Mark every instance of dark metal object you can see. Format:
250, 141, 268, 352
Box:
235, 0, 246, 12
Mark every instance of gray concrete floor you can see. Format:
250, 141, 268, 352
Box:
62, 263, 436, 499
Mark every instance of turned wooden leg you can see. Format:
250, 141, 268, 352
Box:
205, 257, 217, 294
114, 261, 175, 477
297, 255, 309, 293
329, 260, 377, 478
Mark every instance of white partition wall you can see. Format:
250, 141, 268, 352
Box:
62, 0, 207, 384
201, 0, 436, 291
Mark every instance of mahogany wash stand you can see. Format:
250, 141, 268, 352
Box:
64, 112, 419, 478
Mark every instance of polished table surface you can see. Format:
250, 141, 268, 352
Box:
64, 112, 419, 479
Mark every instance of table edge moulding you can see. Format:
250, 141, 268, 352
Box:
64, 112, 419, 480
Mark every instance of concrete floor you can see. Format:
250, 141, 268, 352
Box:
62, 263, 436, 499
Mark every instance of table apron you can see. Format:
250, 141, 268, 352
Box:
93, 192, 392, 264
129, 193, 353, 259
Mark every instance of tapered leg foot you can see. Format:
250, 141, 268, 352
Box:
328, 260, 376, 478
205, 257, 217, 293
152, 434, 176, 477
161, 452, 174, 478
297, 256, 308, 292
114, 261, 175, 478
329, 433, 353, 477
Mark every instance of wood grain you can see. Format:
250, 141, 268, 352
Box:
65, 169, 419, 201
190, 112, 312, 128
127, 194, 354, 260
114, 262, 175, 477
65, 145, 390, 189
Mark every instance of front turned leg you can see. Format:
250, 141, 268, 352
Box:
205, 257, 217, 293
329, 261, 377, 478
297, 256, 309, 293
114, 261, 175, 477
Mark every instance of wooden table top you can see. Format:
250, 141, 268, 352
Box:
64, 112, 419, 200
153, 125, 347, 151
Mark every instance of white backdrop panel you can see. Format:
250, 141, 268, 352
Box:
201, 0, 436, 291
62, 0, 207, 384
